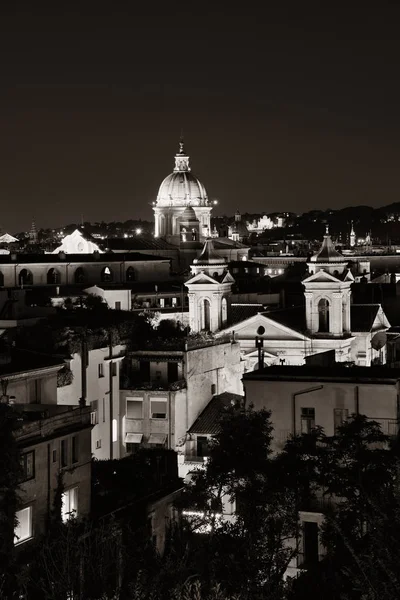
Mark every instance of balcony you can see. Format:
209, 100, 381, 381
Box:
15, 406, 92, 444
120, 376, 187, 392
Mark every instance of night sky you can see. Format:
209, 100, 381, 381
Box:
1, 4, 400, 232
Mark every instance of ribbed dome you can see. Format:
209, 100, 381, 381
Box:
156, 141, 209, 208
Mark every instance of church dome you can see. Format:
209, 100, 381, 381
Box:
156, 142, 209, 208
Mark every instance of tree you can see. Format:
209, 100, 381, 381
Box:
180, 402, 299, 599
286, 415, 400, 600
0, 403, 22, 597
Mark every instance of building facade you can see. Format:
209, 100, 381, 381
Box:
57, 344, 125, 460
119, 337, 243, 463
242, 365, 400, 575
15, 405, 92, 546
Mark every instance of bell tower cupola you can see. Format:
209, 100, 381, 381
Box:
303, 226, 354, 337
185, 239, 235, 333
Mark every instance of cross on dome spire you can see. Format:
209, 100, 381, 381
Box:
174, 137, 190, 172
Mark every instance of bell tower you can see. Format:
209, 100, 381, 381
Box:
185, 240, 235, 333
350, 221, 356, 248
303, 227, 354, 336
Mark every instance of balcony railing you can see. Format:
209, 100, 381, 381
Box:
120, 377, 187, 392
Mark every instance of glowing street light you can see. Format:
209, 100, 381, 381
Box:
136, 228, 142, 235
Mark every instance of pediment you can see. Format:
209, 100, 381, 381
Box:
220, 312, 308, 341
372, 306, 391, 331
303, 269, 354, 284
221, 271, 235, 284
303, 270, 340, 284
185, 272, 222, 286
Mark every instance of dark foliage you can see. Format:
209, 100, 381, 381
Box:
0, 404, 22, 597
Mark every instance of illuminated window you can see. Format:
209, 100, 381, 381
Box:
101, 266, 113, 282
112, 419, 118, 442
14, 506, 32, 545
221, 297, 228, 326
61, 487, 78, 522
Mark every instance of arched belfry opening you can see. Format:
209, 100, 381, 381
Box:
201, 299, 211, 331
318, 298, 330, 333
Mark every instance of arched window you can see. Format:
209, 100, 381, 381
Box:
318, 298, 330, 333
18, 269, 33, 286
74, 267, 86, 284
181, 228, 187, 243
0, 271, 4, 287
47, 268, 60, 284
160, 214, 166, 236
126, 266, 135, 282
221, 297, 228, 326
191, 228, 197, 241
101, 266, 113, 282
201, 298, 211, 331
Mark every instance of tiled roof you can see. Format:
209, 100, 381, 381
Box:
350, 304, 380, 332
312, 234, 346, 263
0, 252, 169, 264
188, 392, 244, 435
